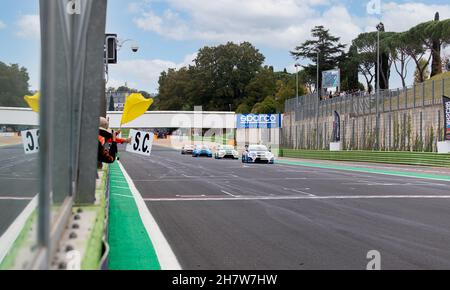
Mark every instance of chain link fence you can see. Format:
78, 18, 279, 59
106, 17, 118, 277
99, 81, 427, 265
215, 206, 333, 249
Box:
282, 78, 449, 152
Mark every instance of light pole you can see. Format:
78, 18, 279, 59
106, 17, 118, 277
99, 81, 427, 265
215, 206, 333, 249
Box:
316, 49, 320, 150
376, 22, 384, 150
316, 49, 320, 98
103, 36, 139, 116
294, 63, 300, 98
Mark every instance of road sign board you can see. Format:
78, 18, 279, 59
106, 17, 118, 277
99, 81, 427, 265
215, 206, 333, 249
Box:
126, 129, 154, 156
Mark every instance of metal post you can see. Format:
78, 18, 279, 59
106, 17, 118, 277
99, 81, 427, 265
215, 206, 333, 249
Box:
422, 82, 425, 107
389, 90, 392, 112
76, 0, 108, 204
316, 50, 320, 150
432, 80, 435, 105
35, 0, 108, 269
376, 27, 380, 150
295, 64, 299, 99
405, 87, 408, 109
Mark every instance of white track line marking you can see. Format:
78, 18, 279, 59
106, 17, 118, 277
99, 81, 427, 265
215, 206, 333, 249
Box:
175, 195, 206, 198
0, 177, 38, 181
0, 196, 34, 201
0, 194, 37, 263
111, 193, 134, 199
118, 162, 181, 270
110, 186, 130, 190
221, 190, 238, 197
143, 195, 450, 202
283, 188, 316, 197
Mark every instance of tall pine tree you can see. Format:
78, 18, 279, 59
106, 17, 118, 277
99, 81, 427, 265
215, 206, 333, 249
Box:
290, 26, 346, 96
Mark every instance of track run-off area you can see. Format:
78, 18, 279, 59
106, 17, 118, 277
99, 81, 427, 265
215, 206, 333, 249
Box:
106, 145, 450, 270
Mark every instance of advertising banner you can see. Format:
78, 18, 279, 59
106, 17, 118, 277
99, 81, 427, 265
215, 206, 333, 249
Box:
322, 69, 340, 89
236, 114, 282, 129
332, 111, 341, 142
444, 96, 450, 141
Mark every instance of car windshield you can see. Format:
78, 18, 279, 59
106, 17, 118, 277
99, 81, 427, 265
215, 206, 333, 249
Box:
222, 146, 234, 150
197, 145, 209, 150
249, 145, 268, 151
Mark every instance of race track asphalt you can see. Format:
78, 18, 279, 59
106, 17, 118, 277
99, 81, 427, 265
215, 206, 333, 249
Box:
120, 146, 450, 270
0, 145, 38, 237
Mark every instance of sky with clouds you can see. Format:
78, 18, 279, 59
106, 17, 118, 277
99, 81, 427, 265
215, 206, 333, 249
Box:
0, 0, 449, 94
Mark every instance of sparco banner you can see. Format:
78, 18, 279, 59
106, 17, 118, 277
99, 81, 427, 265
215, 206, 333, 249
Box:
444, 96, 450, 141
236, 114, 282, 129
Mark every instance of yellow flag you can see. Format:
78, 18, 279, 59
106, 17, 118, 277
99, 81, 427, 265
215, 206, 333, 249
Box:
120, 93, 154, 125
24, 92, 40, 113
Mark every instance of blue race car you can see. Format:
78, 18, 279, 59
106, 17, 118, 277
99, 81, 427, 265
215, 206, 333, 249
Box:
192, 145, 213, 158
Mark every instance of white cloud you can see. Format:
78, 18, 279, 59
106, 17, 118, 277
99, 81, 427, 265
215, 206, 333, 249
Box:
128, 2, 142, 13
133, 0, 362, 49
108, 52, 197, 93
16, 15, 40, 39
380, 2, 450, 32
133, 0, 450, 52
0, 20, 6, 30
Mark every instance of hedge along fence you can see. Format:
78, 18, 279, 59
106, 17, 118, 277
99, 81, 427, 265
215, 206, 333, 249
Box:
279, 149, 450, 168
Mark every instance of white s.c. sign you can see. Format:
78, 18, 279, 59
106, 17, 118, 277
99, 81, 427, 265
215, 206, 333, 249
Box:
21, 129, 40, 155
126, 129, 154, 157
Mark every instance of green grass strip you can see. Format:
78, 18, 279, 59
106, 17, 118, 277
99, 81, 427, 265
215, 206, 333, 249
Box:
279, 150, 450, 168
0, 212, 36, 270
277, 159, 450, 182
107, 162, 161, 270
79, 206, 105, 270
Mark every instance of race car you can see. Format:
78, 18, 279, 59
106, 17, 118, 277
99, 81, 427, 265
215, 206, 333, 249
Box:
192, 144, 213, 158
181, 144, 195, 155
242, 145, 275, 164
214, 145, 239, 160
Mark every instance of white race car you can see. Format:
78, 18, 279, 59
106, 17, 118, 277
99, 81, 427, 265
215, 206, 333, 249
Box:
181, 144, 195, 155
214, 145, 239, 160
242, 145, 275, 164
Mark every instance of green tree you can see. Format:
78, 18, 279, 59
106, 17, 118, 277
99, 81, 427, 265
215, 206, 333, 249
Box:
192, 42, 265, 110
403, 16, 450, 82
251, 96, 278, 114
0, 62, 30, 107
290, 26, 346, 95
385, 32, 412, 88
352, 28, 393, 90
157, 42, 266, 111
108, 94, 115, 111
235, 102, 252, 114
407, 13, 450, 77
157, 67, 194, 110
431, 12, 442, 77
414, 58, 430, 84
244, 66, 277, 106
339, 44, 360, 92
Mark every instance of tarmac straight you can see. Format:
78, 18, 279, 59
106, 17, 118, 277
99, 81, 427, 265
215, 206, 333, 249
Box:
0, 145, 37, 237
120, 145, 450, 269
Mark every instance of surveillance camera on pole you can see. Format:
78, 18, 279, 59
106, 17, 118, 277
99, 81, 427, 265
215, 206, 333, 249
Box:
131, 45, 139, 53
